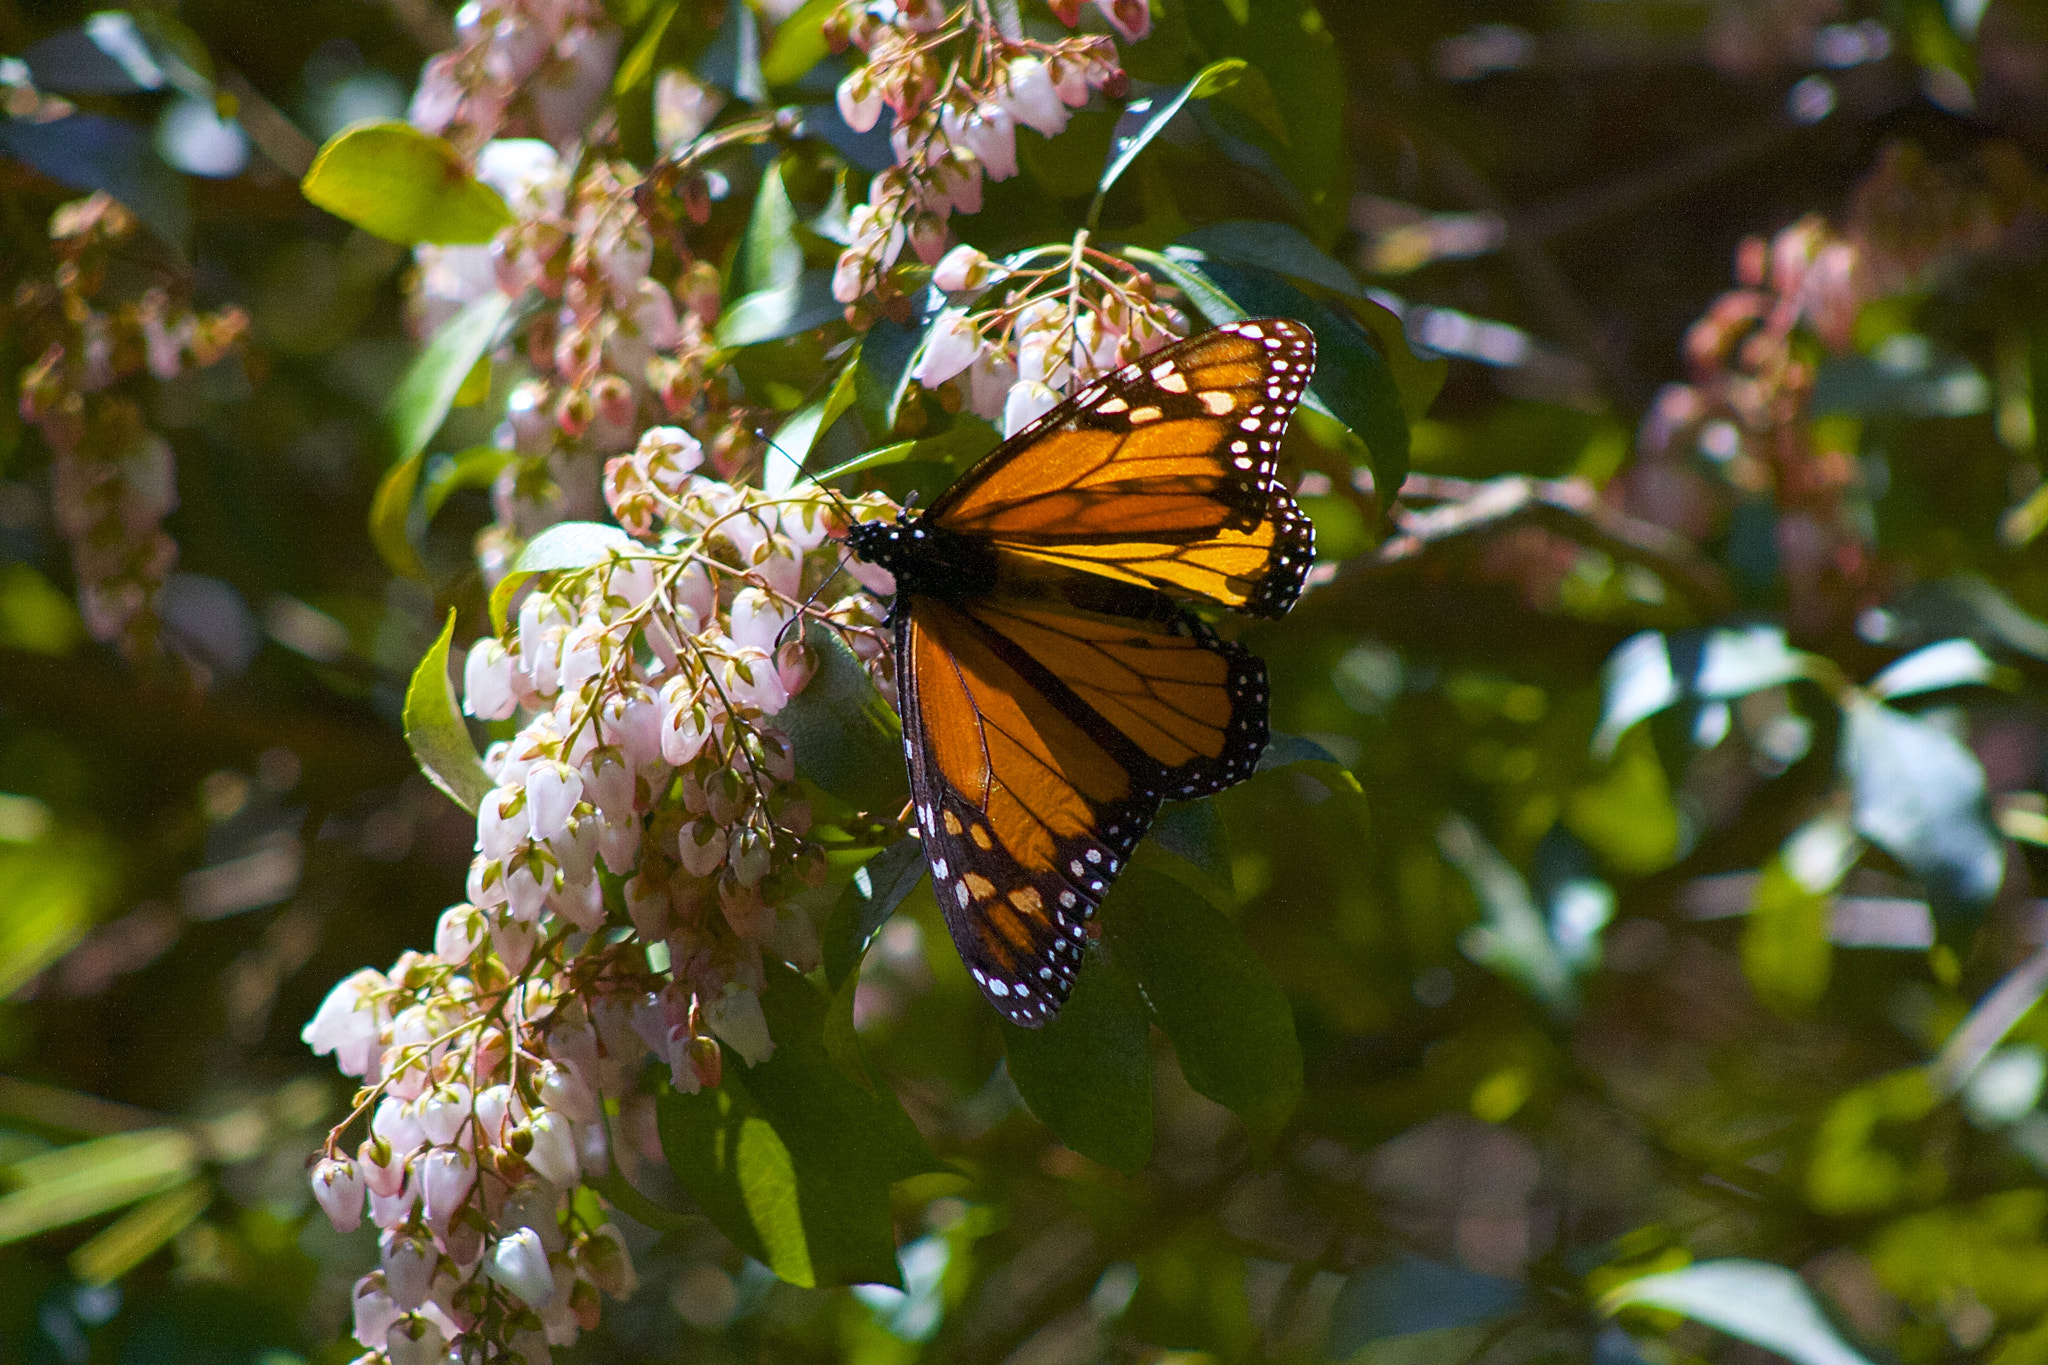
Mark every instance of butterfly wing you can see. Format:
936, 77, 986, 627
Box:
898, 587, 1269, 1024
925, 319, 1317, 618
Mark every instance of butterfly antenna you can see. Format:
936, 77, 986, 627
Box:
773, 552, 855, 653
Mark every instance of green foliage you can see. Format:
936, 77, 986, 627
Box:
300, 122, 515, 244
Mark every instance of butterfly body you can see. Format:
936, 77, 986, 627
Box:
844, 319, 1317, 1026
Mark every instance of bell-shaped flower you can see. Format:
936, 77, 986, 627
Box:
915, 310, 982, 388
417, 1082, 473, 1147
727, 649, 790, 715
382, 1230, 437, 1309
599, 684, 665, 770
358, 1136, 408, 1198
837, 68, 884, 132
491, 910, 539, 973
505, 856, 549, 924
386, 1313, 448, 1365
464, 638, 519, 720
584, 748, 635, 821
659, 684, 714, 766
419, 1145, 476, 1236
934, 245, 999, 295
579, 1223, 638, 1299
965, 102, 1019, 179
525, 761, 584, 844
706, 984, 776, 1066
372, 1096, 425, 1154
1002, 58, 1070, 137
775, 641, 818, 699
474, 1083, 526, 1147
433, 904, 485, 966
1096, 0, 1150, 41
301, 968, 386, 1078
676, 818, 729, 878
477, 785, 526, 862
353, 1273, 403, 1349
488, 1227, 558, 1311
596, 811, 642, 877
525, 1110, 581, 1186
311, 1156, 365, 1233
624, 872, 671, 940
729, 825, 773, 888
558, 622, 607, 691
538, 1060, 600, 1124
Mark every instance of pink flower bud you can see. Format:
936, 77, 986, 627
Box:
505, 857, 549, 925
775, 641, 817, 698
1050, 57, 1090, 108
492, 909, 540, 972
475, 1084, 526, 1147
382, 1231, 437, 1309
729, 826, 772, 888
1004, 380, 1062, 438
368, 1177, 418, 1231
525, 1110, 581, 1185
359, 1137, 407, 1198
312, 1156, 366, 1233
373, 1096, 426, 1154
419, 1146, 476, 1236
1049, 0, 1082, 24
596, 811, 642, 877
965, 103, 1019, 179
558, 622, 607, 690
538, 1060, 600, 1123
600, 684, 665, 770
1003, 58, 1070, 137
580, 1223, 637, 1298
676, 819, 728, 878
837, 68, 884, 133
659, 685, 714, 766
585, 749, 634, 820
915, 310, 982, 388
464, 637, 519, 720
725, 649, 790, 715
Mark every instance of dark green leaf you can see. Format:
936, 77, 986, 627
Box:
300, 122, 515, 245
1102, 867, 1301, 1140
698, 0, 765, 103
1255, 731, 1343, 771
815, 421, 999, 485
761, 0, 837, 86
779, 623, 907, 813
823, 837, 928, 987
387, 290, 514, 464
1148, 800, 1232, 897
661, 964, 945, 1288
404, 610, 490, 814
1842, 695, 2004, 908
369, 451, 428, 581
855, 303, 938, 435
763, 361, 860, 495
421, 445, 516, 523
1002, 951, 1153, 1173
1180, 219, 1367, 302
1091, 60, 1246, 225
738, 161, 803, 297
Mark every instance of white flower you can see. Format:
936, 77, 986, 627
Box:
597, 811, 643, 876
1002, 58, 1070, 137
417, 1082, 472, 1146
1003, 380, 1062, 437
352, 1275, 402, 1349
599, 683, 664, 770
915, 310, 982, 387
659, 681, 715, 766
373, 1096, 425, 1153
728, 588, 794, 655
676, 819, 728, 878
525, 1110, 581, 1185
492, 909, 539, 971
477, 785, 525, 862
311, 1156, 365, 1233
538, 1060, 600, 1123
1050, 58, 1090, 108
525, 761, 584, 844
301, 969, 386, 1078
488, 1227, 557, 1311
386, 1313, 448, 1365
475, 1083, 527, 1146
382, 1231, 436, 1309
964, 102, 1019, 179
934, 245, 999, 294
837, 68, 884, 133
706, 984, 775, 1066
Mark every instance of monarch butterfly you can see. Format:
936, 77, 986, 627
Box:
845, 319, 1317, 1026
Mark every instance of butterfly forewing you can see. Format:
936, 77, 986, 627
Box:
927, 319, 1318, 618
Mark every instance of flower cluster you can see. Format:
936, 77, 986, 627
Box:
306, 421, 894, 1364
909, 240, 1187, 434
409, 0, 621, 156
14, 193, 248, 663
826, 0, 1148, 308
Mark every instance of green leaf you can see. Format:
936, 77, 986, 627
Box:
658, 964, 945, 1288
760, 0, 837, 85
698, 0, 765, 103
855, 307, 936, 436
300, 121, 515, 245
764, 360, 860, 495
1842, 694, 2003, 908
822, 837, 928, 987
0, 1128, 198, 1245
1743, 849, 1838, 1015
814, 421, 1000, 485
405, 609, 491, 815
779, 623, 907, 813
0, 838, 105, 1000
1438, 814, 1573, 1013
1868, 638, 1996, 699
1101, 867, 1301, 1140
68, 1178, 209, 1285
369, 452, 427, 580
422, 445, 516, 523
1594, 626, 1822, 757
1091, 60, 1246, 225
1603, 1259, 1879, 1365
1147, 800, 1233, 903
487, 521, 641, 633
715, 271, 843, 348
387, 290, 514, 464
1002, 951, 1153, 1173
613, 0, 680, 95
739, 160, 803, 297
1329, 1254, 1527, 1353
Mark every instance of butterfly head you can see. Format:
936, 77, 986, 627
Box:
843, 506, 995, 601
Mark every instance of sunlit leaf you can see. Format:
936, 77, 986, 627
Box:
1869, 638, 1996, 700
0, 1128, 198, 1245
0, 838, 106, 1000
1092, 60, 1246, 222
697, 0, 766, 102
301, 121, 514, 245
763, 360, 860, 495
387, 290, 514, 464
1002, 950, 1152, 1173
1842, 694, 2003, 907
761, 0, 837, 85
1603, 1259, 1879, 1365
68, 1179, 209, 1285
739, 160, 803, 297
404, 610, 490, 815
715, 271, 842, 348
1440, 814, 1573, 1012
487, 521, 641, 632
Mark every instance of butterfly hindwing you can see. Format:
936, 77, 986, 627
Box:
926, 320, 1317, 618
898, 601, 1160, 1026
